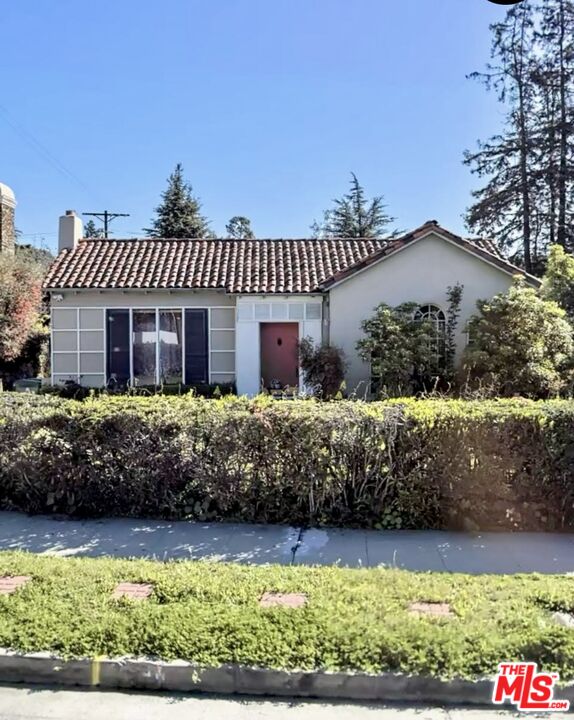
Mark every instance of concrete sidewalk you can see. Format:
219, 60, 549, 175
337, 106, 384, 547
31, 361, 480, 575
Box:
0, 510, 573, 573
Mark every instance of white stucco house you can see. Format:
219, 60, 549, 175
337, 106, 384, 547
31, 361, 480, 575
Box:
42, 209, 539, 396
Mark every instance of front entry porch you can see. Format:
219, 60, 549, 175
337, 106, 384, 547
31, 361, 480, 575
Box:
235, 296, 323, 396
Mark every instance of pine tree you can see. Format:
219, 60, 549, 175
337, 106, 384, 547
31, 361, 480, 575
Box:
464, 2, 538, 271
83, 219, 104, 238
145, 163, 212, 238
538, 0, 574, 249
226, 216, 255, 239
466, 0, 574, 269
531, 53, 561, 251
312, 173, 395, 238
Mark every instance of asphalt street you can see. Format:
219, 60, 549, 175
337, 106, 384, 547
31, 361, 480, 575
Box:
0, 686, 551, 719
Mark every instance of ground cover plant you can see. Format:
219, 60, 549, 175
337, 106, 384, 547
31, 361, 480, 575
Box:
1, 393, 574, 531
0, 552, 573, 681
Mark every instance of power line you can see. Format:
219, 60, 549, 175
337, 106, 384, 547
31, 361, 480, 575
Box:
83, 211, 130, 239
0, 104, 93, 195
18, 232, 57, 237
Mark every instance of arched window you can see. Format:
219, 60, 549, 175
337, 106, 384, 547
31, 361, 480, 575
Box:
414, 304, 446, 366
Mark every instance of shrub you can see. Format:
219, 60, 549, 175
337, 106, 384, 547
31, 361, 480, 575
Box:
463, 278, 574, 398
0, 252, 43, 365
541, 244, 574, 321
356, 302, 439, 397
298, 337, 346, 398
38, 381, 236, 401
1, 394, 574, 531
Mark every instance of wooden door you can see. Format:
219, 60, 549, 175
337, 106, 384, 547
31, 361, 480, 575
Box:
260, 322, 299, 389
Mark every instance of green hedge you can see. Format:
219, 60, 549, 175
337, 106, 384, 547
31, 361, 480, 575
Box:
0, 394, 573, 530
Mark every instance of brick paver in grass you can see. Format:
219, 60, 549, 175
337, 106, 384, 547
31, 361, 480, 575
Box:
0, 576, 31, 595
112, 582, 153, 600
259, 591, 307, 609
408, 601, 454, 618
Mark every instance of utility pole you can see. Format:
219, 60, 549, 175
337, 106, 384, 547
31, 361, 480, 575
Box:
82, 211, 130, 239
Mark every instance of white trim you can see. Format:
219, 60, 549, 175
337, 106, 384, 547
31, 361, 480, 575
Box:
325, 230, 540, 290
76, 308, 80, 383
207, 308, 212, 383
128, 310, 134, 386
102, 310, 107, 383
155, 308, 160, 385
50, 305, 54, 385
182, 307, 186, 385
54, 371, 106, 377
46, 288, 233, 295
50, 305, 233, 311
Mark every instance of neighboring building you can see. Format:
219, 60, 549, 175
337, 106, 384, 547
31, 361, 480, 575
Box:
0, 182, 16, 256
44, 211, 539, 396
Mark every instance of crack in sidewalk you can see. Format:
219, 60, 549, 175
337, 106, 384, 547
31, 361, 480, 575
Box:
290, 527, 306, 565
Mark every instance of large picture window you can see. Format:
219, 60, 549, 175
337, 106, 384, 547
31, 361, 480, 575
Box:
159, 310, 183, 384
105, 307, 209, 386
185, 309, 208, 384
133, 310, 157, 385
106, 309, 130, 386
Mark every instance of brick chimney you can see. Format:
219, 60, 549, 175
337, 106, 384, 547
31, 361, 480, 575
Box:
0, 182, 16, 255
58, 210, 83, 252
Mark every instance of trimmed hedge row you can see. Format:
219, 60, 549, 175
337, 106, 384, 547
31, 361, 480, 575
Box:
0, 394, 573, 530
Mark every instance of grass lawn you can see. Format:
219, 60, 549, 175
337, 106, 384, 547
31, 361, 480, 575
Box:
0, 551, 573, 680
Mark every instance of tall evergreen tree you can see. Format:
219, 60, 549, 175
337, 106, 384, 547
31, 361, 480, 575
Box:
312, 173, 395, 238
531, 52, 561, 251
226, 216, 255, 239
466, 0, 574, 270
464, 1, 538, 271
83, 219, 104, 238
538, 0, 574, 249
145, 163, 212, 238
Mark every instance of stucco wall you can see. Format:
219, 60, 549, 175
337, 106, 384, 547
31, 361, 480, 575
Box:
328, 233, 518, 396
50, 290, 236, 387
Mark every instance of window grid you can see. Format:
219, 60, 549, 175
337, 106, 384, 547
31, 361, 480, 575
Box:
51, 306, 235, 387
414, 304, 447, 366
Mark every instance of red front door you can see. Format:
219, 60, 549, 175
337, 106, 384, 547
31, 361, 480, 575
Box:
260, 323, 299, 389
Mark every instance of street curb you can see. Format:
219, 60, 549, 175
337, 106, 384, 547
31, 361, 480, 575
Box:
1, 649, 574, 705
0, 648, 492, 703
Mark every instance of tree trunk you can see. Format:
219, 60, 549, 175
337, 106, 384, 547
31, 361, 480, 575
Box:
557, 0, 568, 248
515, 12, 533, 272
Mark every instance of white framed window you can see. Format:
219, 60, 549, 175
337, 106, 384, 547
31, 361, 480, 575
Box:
414, 304, 447, 366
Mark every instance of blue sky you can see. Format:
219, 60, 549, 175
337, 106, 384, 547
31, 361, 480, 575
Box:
2, 0, 509, 251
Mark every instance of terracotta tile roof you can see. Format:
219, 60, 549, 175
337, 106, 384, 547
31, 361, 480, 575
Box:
45, 237, 388, 292
44, 221, 535, 292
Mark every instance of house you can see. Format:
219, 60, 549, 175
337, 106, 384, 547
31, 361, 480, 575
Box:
0, 183, 538, 396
